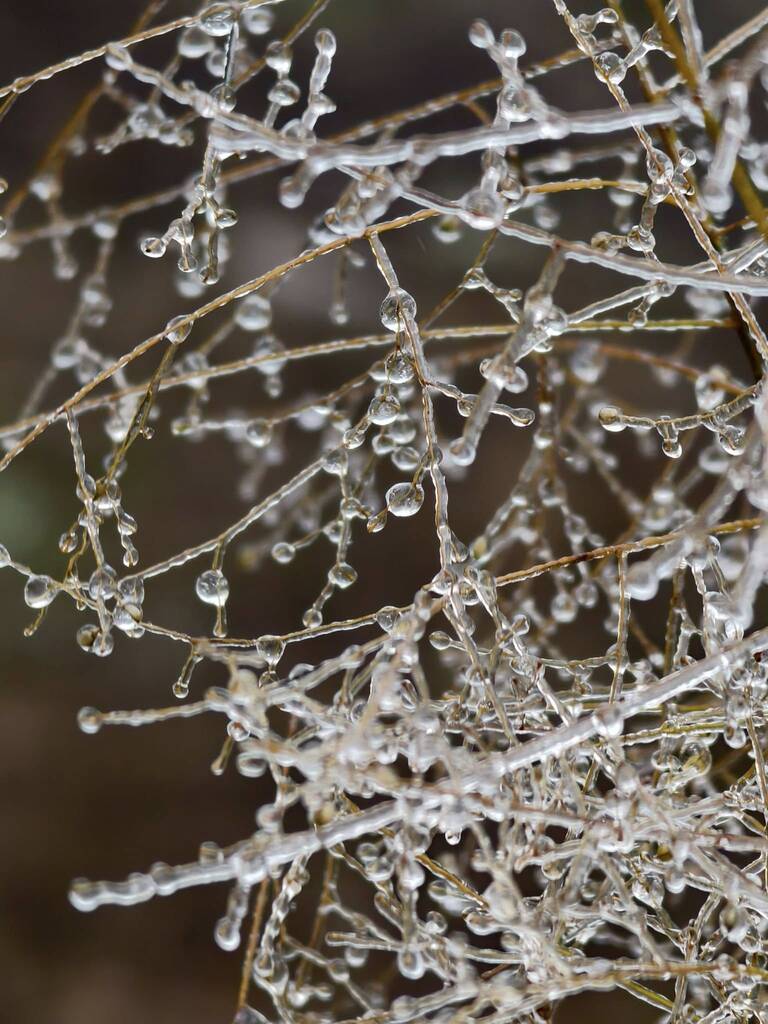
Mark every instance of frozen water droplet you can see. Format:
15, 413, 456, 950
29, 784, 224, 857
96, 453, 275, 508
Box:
141, 236, 166, 258
329, 562, 357, 588
551, 592, 577, 623
236, 293, 272, 331
315, 27, 336, 56
397, 946, 425, 980
271, 542, 296, 564
385, 353, 414, 384
88, 565, 117, 602
195, 569, 229, 607
77, 706, 103, 734
718, 425, 746, 456
214, 916, 241, 951
599, 406, 626, 432
199, 3, 236, 36
245, 419, 273, 448
322, 449, 344, 475
268, 79, 301, 107
256, 634, 285, 666
69, 878, 100, 912
614, 762, 638, 795
368, 393, 400, 425
165, 315, 192, 345
592, 704, 623, 739
113, 602, 143, 636
178, 25, 214, 58
449, 437, 476, 466
469, 19, 494, 49
379, 289, 416, 332
367, 509, 387, 533
385, 482, 424, 517
479, 357, 528, 393
118, 577, 144, 605
661, 434, 682, 459
329, 299, 349, 325
626, 562, 658, 601
77, 624, 114, 657
24, 574, 57, 609
429, 630, 451, 650
433, 215, 462, 244
211, 83, 236, 112
265, 40, 292, 74
460, 187, 505, 229
569, 343, 606, 384
374, 606, 400, 632
596, 51, 625, 84
302, 607, 323, 628
242, 7, 273, 34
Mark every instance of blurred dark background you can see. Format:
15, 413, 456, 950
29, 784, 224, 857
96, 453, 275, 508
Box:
0, 3, 762, 1022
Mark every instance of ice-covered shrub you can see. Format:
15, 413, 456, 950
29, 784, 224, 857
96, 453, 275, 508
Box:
3, 2, 768, 1021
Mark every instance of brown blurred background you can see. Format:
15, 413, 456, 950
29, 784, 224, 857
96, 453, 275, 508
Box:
0, 2, 761, 1022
